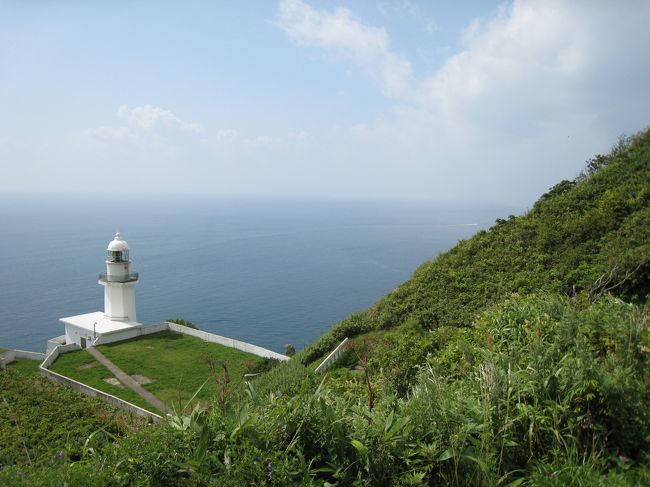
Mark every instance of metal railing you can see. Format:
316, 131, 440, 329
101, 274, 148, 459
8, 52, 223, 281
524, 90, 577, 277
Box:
98, 272, 139, 283
315, 337, 350, 373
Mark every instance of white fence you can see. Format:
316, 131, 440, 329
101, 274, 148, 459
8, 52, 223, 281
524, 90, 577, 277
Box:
166, 322, 289, 361
88, 322, 288, 361
315, 337, 350, 373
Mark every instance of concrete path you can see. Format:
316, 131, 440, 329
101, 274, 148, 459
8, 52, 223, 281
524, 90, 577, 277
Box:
86, 347, 170, 415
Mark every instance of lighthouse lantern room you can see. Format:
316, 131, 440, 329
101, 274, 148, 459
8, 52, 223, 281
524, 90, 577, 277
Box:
60, 232, 143, 348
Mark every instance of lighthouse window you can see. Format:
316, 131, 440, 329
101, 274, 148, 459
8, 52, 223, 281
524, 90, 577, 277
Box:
107, 250, 129, 262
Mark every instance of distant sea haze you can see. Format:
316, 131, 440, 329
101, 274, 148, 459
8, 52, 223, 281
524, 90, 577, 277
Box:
0, 195, 518, 352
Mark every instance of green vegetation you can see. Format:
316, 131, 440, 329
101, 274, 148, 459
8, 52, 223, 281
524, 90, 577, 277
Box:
2, 129, 649, 485
0, 367, 143, 483
299, 129, 650, 365
5, 359, 40, 375
167, 318, 199, 329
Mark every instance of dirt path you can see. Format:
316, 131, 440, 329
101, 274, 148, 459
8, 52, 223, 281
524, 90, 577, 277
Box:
86, 346, 170, 414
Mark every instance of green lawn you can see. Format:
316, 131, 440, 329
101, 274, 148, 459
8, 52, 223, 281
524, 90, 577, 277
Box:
96, 331, 263, 407
50, 350, 157, 413
50, 331, 264, 411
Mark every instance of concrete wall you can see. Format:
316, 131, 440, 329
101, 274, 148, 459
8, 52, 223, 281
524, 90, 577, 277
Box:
40, 367, 161, 421
0, 351, 9, 369
0, 349, 46, 367
141, 323, 169, 336
41, 343, 80, 369
14, 350, 45, 360
46, 335, 66, 355
166, 322, 289, 361
315, 337, 350, 373
39, 344, 161, 422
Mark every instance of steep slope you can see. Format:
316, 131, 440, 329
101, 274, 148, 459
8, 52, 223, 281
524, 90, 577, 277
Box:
301, 128, 650, 364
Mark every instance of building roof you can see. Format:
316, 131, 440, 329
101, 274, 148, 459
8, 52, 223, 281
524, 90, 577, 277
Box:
59, 311, 140, 335
107, 232, 129, 252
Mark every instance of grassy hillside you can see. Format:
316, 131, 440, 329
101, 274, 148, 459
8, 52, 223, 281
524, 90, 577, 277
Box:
300, 129, 650, 365
0, 364, 143, 484
2, 129, 649, 485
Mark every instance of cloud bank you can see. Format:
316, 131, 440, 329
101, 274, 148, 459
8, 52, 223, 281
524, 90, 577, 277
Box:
272, 0, 650, 203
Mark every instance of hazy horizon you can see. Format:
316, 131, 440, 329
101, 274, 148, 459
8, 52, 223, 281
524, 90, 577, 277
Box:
1, 0, 649, 207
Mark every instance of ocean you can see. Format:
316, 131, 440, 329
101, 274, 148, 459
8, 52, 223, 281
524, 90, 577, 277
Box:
0, 195, 517, 353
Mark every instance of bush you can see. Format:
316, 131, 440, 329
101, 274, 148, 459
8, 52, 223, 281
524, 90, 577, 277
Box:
167, 318, 199, 329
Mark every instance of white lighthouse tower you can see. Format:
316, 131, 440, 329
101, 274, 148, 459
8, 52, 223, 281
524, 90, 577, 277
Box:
100, 232, 138, 322
60, 232, 143, 348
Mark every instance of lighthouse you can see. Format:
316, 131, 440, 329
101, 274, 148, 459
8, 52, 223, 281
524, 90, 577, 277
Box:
100, 232, 138, 322
60, 232, 143, 348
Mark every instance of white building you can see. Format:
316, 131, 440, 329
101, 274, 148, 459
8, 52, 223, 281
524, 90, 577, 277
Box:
60, 232, 142, 348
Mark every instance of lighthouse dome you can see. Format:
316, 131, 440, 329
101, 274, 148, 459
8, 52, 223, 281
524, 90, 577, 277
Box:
107, 232, 129, 251
107, 232, 130, 263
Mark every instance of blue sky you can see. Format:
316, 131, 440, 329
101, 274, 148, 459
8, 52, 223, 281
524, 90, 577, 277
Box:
1, 0, 648, 205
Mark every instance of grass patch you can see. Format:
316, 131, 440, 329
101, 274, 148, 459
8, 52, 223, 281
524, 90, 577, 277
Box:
96, 331, 264, 407
49, 350, 157, 413
6, 358, 40, 375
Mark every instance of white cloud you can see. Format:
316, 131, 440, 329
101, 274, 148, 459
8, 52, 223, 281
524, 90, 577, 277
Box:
83, 104, 204, 142
413, 0, 650, 147
83, 126, 134, 140
419, 0, 586, 110
273, 0, 650, 203
276, 0, 649, 139
117, 104, 203, 133
216, 129, 241, 142
275, 0, 413, 97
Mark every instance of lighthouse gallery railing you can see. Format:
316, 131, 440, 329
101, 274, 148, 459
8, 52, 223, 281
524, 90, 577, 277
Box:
98, 272, 139, 283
